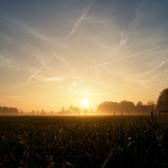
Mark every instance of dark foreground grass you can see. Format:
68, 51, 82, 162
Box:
1, 115, 168, 168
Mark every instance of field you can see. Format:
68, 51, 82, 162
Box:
1, 115, 168, 168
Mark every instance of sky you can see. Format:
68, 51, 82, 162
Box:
0, 0, 168, 112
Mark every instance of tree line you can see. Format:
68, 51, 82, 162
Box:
96, 100, 155, 115
96, 88, 168, 115
0, 106, 19, 115
0, 88, 167, 116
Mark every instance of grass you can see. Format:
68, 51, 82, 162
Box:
1, 115, 168, 168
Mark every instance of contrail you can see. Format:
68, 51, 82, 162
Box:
150, 68, 168, 79
142, 57, 168, 77
27, 53, 57, 82
94, 46, 162, 68
149, 57, 168, 72
69, 8, 89, 36
68, 0, 95, 37
28, 68, 42, 82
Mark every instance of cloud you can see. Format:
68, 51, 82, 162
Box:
21, 24, 54, 43
149, 68, 168, 80
118, 31, 130, 48
141, 57, 168, 78
27, 68, 42, 82
0, 54, 20, 70
0, 54, 13, 68
27, 52, 60, 82
93, 46, 162, 68
69, 82, 78, 87
67, 0, 96, 37
37, 76, 63, 82
27, 53, 48, 82
33, 54, 50, 70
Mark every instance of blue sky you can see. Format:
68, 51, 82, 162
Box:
0, 0, 168, 112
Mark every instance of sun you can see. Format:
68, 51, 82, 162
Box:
81, 98, 89, 107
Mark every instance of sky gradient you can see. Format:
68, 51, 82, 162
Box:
0, 0, 168, 112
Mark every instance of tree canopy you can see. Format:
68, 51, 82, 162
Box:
96, 100, 152, 115
157, 88, 168, 111
0, 106, 19, 115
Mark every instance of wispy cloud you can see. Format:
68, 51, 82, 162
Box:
0, 54, 20, 70
37, 76, 63, 82
69, 82, 78, 87
21, 24, 53, 43
0, 54, 13, 68
118, 31, 130, 48
33, 54, 50, 70
27, 68, 42, 82
27, 53, 57, 82
27, 53, 48, 82
93, 46, 162, 68
68, 0, 96, 37
141, 57, 168, 78
149, 68, 168, 80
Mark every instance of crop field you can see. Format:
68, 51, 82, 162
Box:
1, 115, 168, 168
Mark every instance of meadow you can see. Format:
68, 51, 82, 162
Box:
1, 115, 168, 168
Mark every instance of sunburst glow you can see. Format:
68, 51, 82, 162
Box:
81, 98, 89, 107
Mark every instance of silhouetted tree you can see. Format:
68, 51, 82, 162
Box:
136, 101, 151, 115
0, 106, 19, 115
120, 100, 135, 114
96, 101, 120, 114
40, 109, 46, 115
60, 106, 81, 116
147, 100, 156, 112
73, 107, 81, 116
157, 88, 168, 111
137, 101, 143, 107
